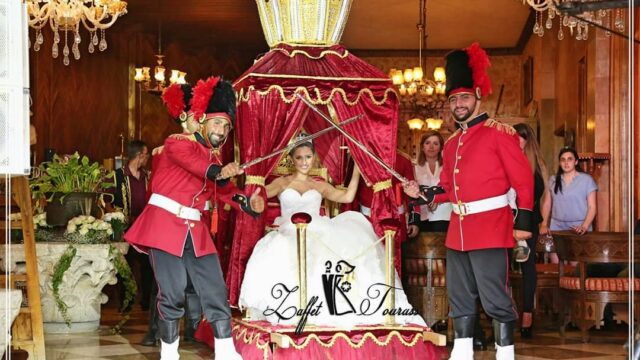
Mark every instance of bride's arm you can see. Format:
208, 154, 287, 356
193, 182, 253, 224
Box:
321, 164, 361, 203
265, 177, 285, 198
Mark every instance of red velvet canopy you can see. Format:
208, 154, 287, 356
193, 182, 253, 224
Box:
226, 43, 401, 305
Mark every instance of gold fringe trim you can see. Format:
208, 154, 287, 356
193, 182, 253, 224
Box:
273, 47, 350, 59
233, 324, 270, 360
237, 86, 395, 106
282, 329, 425, 350
484, 118, 516, 135
373, 179, 392, 192
245, 175, 266, 187
236, 72, 390, 85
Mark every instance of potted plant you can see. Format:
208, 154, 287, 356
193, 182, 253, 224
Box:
30, 152, 114, 227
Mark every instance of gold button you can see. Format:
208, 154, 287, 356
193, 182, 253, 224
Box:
459, 142, 463, 146
460, 216, 464, 221
190, 223, 195, 228
454, 168, 460, 173
455, 186, 460, 191
457, 156, 462, 160
458, 200, 462, 204
196, 197, 200, 201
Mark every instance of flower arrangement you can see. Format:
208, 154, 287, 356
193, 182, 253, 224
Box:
33, 212, 55, 242
102, 211, 127, 241
64, 215, 113, 244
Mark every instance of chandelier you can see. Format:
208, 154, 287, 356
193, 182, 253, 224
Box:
26, 0, 128, 66
134, 23, 186, 94
389, 0, 447, 131
521, 0, 625, 41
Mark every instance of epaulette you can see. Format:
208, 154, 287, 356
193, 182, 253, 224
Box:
168, 133, 197, 142
444, 129, 461, 145
484, 118, 516, 136
397, 150, 414, 163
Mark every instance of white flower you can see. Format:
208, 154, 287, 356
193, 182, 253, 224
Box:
103, 213, 112, 222
100, 222, 110, 230
106, 228, 113, 235
67, 224, 77, 233
79, 227, 89, 236
86, 216, 95, 223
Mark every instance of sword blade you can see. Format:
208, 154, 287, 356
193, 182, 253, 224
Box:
239, 114, 363, 170
296, 94, 408, 183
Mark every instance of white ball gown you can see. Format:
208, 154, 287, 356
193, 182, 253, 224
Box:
239, 188, 426, 329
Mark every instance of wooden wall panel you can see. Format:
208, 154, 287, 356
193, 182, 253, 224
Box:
29, 27, 258, 165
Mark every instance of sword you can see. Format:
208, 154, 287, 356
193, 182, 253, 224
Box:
238, 114, 363, 170
296, 94, 430, 203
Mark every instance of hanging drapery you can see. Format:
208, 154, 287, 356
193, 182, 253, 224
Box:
227, 44, 401, 305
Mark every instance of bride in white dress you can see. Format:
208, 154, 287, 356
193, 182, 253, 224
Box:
239, 139, 426, 329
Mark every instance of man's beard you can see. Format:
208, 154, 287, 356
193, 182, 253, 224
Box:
452, 106, 474, 122
209, 133, 225, 147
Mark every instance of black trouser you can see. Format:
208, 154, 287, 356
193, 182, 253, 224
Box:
419, 220, 450, 233
520, 230, 538, 313
446, 248, 517, 323
149, 233, 232, 339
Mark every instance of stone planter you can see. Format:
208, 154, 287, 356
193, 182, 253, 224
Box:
0, 289, 23, 358
0, 241, 129, 333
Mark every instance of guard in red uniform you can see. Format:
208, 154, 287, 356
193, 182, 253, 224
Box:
125, 77, 264, 360
414, 43, 533, 360
357, 150, 419, 274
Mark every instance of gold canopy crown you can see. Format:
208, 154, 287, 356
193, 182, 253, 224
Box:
256, 0, 352, 48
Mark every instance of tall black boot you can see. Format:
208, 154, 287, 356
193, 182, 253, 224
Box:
473, 313, 487, 351
140, 287, 159, 346
492, 319, 515, 360
450, 315, 475, 360
158, 319, 180, 360
183, 289, 202, 343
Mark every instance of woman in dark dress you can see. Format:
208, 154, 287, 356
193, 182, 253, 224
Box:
513, 123, 548, 339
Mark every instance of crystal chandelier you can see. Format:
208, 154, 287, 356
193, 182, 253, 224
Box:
134, 23, 186, 94
26, 0, 128, 66
389, 0, 446, 107
522, 0, 625, 41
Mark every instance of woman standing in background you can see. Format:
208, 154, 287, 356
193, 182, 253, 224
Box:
413, 131, 452, 232
513, 123, 548, 339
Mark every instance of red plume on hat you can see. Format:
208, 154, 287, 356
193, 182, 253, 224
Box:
161, 84, 186, 119
190, 76, 221, 121
466, 42, 492, 97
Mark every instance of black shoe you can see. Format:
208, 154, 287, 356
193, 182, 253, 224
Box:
520, 326, 533, 339
473, 336, 487, 351
140, 331, 159, 346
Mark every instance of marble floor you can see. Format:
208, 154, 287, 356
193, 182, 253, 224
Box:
40, 307, 631, 360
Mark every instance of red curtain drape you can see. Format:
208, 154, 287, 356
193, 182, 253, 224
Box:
226, 91, 308, 305
331, 95, 401, 236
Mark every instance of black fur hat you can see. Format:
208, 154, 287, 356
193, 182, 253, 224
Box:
191, 77, 236, 125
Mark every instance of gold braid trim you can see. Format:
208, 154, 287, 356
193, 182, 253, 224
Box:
236, 72, 391, 84
282, 329, 425, 350
444, 129, 461, 145
373, 179, 392, 192
245, 175, 266, 187
168, 133, 197, 141
273, 47, 349, 59
232, 325, 270, 360
236, 86, 395, 106
483, 118, 516, 135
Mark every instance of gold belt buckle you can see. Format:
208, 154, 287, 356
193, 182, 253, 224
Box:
457, 202, 469, 216
176, 205, 183, 217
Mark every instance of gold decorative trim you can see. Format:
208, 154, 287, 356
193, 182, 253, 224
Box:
444, 129, 461, 145
245, 175, 266, 187
232, 324, 270, 360
237, 86, 395, 106
373, 179, 392, 192
272, 47, 350, 59
484, 118, 516, 135
282, 329, 425, 350
236, 72, 391, 84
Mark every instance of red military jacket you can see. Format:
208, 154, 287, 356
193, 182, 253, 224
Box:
434, 113, 533, 251
125, 134, 245, 258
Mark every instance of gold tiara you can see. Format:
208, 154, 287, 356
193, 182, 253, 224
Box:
256, 0, 352, 48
